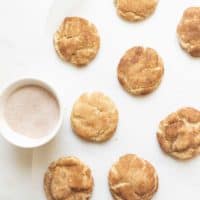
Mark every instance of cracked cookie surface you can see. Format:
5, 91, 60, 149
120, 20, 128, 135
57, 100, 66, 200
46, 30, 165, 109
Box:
108, 154, 158, 200
115, 0, 158, 21
177, 7, 200, 57
118, 47, 164, 96
71, 92, 118, 142
44, 156, 93, 200
157, 107, 200, 160
54, 17, 100, 66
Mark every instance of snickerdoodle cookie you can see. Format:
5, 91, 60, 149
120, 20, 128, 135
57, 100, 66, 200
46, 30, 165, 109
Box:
118, 47, 164, 96
108, 154, 158, 200
71, 92, 118, 142
157, 107, 200, 160
177, 7, 200, 57
44, 156, 93, 200
54, 17, 100, 66
115, 0, 158, 22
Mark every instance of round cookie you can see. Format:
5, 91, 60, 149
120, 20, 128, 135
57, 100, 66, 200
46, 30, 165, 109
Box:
54, 17, 100, 66
71, 92, 118, 142
177, 7, 200, 57
44, 156, 93, 200
115, 0, 158, 22
157, 107, 200, 160
108, 154, 158, 200
117, 47, 164, 96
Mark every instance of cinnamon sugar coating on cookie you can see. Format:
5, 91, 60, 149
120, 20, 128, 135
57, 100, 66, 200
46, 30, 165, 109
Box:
157, 107, 200, 160
71, 92, 118, 142
177, 7, 200, 57
54, 17, 100, 66
108, 154, 158, 200
115, 0, 158, 21
118, 47, 164, 96
44, 157, 93, 200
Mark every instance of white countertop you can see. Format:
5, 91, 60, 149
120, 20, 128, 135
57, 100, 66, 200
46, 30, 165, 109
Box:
0, 0, 200, 199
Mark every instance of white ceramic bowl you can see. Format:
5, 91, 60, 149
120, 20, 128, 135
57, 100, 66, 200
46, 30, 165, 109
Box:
0, 78, 64, 148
